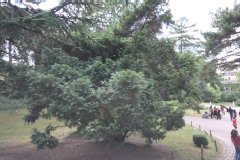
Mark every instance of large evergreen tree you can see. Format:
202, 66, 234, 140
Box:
0, 0, 218, 148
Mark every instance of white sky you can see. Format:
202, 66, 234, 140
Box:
38, 0, 59, 10
37, 0, 237, 32
169, 0, 236, 32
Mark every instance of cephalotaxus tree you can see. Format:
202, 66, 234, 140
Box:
2, 0, 186, 148
25, 47, 185, 149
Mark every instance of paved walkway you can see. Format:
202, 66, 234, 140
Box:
184, 114, 236, 160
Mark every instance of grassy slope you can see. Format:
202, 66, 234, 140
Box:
160, 126, 220, 160
0, 109, 72, 144
0, 109, 220, 160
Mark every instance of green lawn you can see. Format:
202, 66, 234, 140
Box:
184, 109, 205, 117
0, 109, 220, 160
0, 109, 73, 144
160, 126, 221, 160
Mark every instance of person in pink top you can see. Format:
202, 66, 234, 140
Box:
233, 117, 238, 129
231, 129, 240, 160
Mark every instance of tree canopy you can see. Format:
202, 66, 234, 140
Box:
204, 4, 240, 69
0, 0, 219, 148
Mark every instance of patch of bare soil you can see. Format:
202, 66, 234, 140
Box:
0, 135, 173, 160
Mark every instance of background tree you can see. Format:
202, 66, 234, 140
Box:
170, 17, 203, 53
167, 16, 220, 111
204, 4, 240, 69
201, 83, 221, 103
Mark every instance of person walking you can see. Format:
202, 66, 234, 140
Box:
229, 107, 234, 120
231, 129, 240, 160
217, 108, 221, 120
233, 117, 238, 129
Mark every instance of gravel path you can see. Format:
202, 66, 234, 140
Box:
184, 113, 236, 160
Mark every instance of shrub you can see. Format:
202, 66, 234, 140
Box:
193, 134, 208, 147
201, 84, 221, 103
31, 125, 59, 149
221, 92, 238, 102
0, 96, 27, 111
236, 99, 240, 106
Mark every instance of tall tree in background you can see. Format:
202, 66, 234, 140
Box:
204, 4, 240, 69
170, 17, 203, 53
168, 17, 219, 110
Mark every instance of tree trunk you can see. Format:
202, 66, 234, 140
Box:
113, 130, 128, 143
125, 0, 129, 7
33, 50, 41, 65
8, 41, 12, 64
114, 134, 126, 143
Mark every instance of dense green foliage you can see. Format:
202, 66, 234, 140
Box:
201, 84, 221, 103
236, 99, 240, 106
0, 0, 219, 148
221, 92, 239, 102
31, 125, 59, 149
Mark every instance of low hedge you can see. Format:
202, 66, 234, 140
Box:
193, 134, 208, 147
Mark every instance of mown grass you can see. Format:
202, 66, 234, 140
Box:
160, 126, 221, 160
184, 109, 205, 117
0, 110, 220, 160
0, 109, 73, 145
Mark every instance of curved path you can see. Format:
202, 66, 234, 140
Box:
184, 114, 236, 160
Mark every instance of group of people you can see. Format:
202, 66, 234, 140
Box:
204, 105, 239, 123
227, 106, 239, 129
203, 104, 240, 159
202, 105, 222, 119
209, 106, 222, 119
229, 106, 240, 159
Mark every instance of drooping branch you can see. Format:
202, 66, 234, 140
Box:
204, 4, 240, 68
114, 0, 171, 37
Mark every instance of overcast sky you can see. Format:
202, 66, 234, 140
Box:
169, 0, 236, 31
37, 0, 236, 32
38, 0, 59, 9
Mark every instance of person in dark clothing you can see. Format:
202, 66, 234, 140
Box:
229, 107, 234, 120
234, 110, 237, 118
217, 109, 221, 120
213, 107, 217, 119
